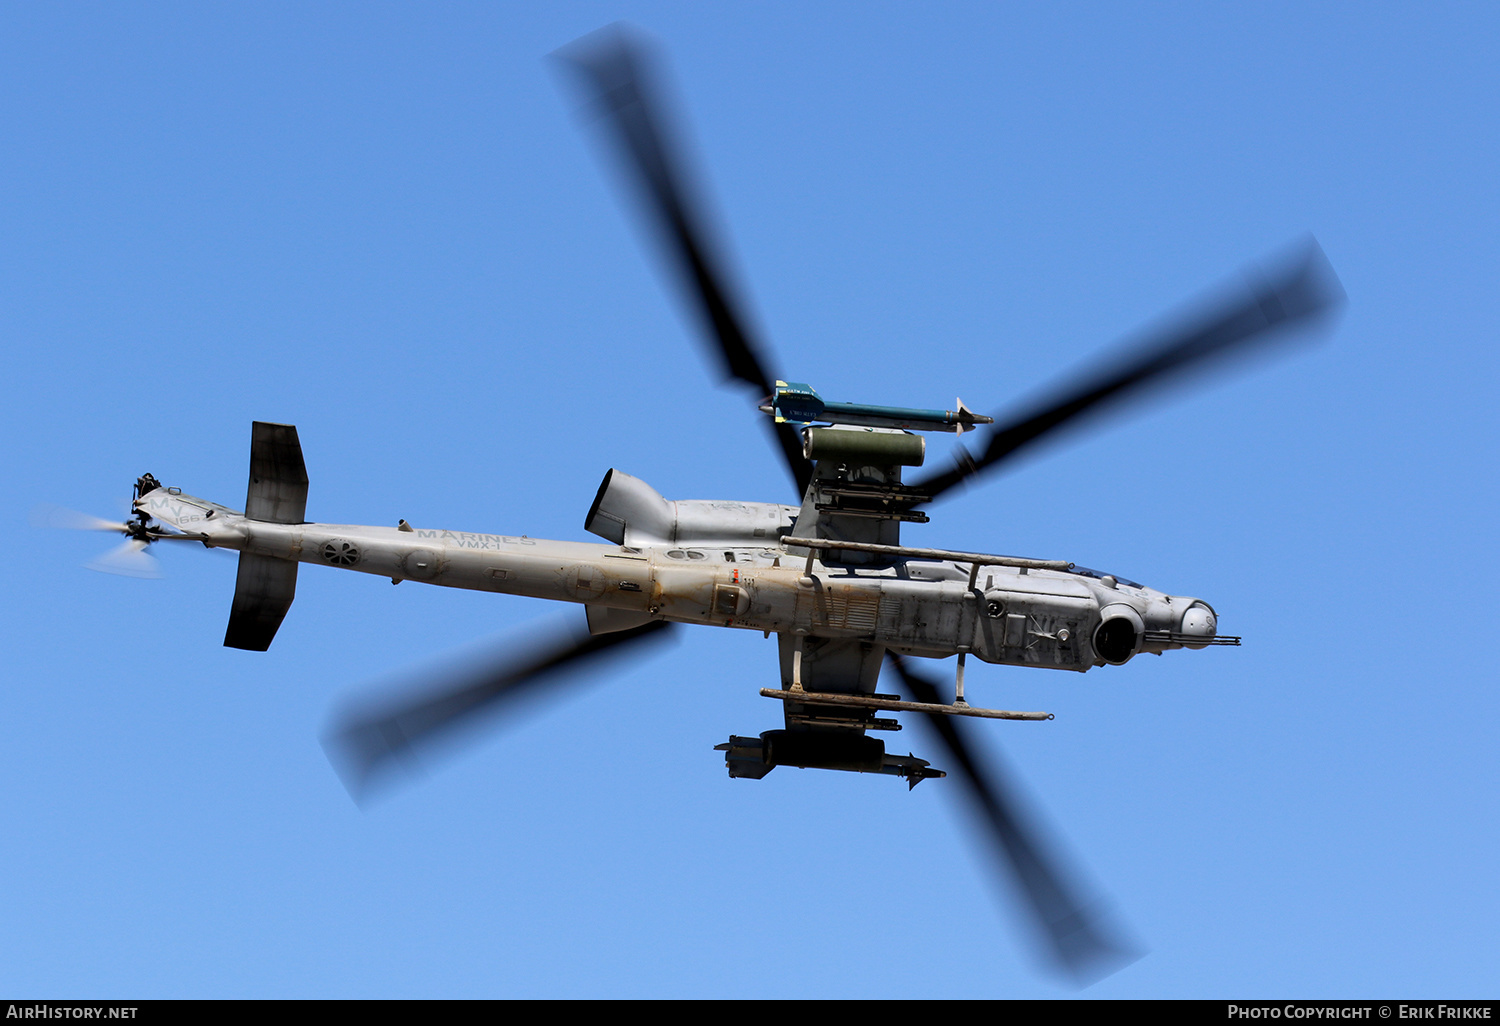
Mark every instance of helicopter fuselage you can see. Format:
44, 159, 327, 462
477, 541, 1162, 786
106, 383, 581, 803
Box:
139, 484, 1223, 672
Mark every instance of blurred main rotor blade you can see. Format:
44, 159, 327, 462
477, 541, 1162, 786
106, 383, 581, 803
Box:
324, 618, 676, 803
555, 27, 812, 497
888, 655, 1136, 984
87, 537, 161, 579
911, 240, 1345, 503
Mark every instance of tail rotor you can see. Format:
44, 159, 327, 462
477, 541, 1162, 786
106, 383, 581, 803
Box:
31, 474, 177, 579
85, 536, 162, 579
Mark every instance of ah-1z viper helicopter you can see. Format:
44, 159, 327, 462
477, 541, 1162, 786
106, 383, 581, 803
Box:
67, 29, 1342, 983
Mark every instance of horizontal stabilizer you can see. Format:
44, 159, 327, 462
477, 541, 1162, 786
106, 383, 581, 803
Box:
224, 552, 298, 651
246, 422, 308, 525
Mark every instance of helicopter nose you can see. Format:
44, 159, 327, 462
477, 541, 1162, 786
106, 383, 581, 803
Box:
1178, 602, 1218, 649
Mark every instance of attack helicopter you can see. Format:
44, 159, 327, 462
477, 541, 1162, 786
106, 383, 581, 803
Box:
58, 29, 1343, 983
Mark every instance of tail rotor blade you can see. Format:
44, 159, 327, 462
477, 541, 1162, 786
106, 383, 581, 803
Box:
555, 26, 812, 497
30, 503, 130, 534
324, 618, 676, 803
888, 655, 1137, 984
86, 537, 162, 579
913, 239, 1345, 502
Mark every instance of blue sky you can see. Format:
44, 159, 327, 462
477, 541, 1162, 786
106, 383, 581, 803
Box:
3, 2, 1497, 998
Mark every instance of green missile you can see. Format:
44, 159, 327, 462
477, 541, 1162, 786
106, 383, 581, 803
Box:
761, 381, 993, 434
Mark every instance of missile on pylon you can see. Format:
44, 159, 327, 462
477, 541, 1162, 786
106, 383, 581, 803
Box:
759, 381, 993, 434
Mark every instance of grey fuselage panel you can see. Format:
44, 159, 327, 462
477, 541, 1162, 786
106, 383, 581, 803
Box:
139, 487, 1212, 671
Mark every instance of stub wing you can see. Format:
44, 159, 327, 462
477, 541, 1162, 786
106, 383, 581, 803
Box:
775, 634, 885, 730
715, 634, 944, 787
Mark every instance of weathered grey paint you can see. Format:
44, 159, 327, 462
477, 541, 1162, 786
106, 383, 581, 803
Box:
139, 482, 1221, 673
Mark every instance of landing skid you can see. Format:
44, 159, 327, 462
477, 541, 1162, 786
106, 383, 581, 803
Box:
760, 687, 1053, 721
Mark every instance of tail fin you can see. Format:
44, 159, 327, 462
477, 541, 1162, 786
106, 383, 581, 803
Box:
225, 553, 298, 651
246, 421, 308, 525
224, 422, 307, 651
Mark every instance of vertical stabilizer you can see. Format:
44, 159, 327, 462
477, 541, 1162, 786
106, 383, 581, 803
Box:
246, 421, 308, 525
224, 553, 298, 651
225, 422, 307, 651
